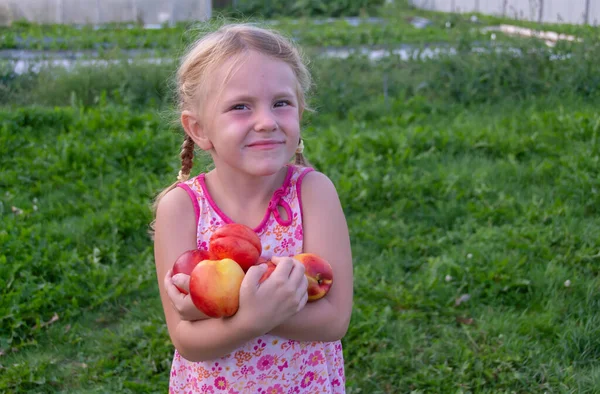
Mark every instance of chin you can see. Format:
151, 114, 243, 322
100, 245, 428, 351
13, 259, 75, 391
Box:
247, 163, 286, 177
245, 156, 293, 176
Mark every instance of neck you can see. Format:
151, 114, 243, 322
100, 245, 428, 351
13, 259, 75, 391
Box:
204, 165, 289, 222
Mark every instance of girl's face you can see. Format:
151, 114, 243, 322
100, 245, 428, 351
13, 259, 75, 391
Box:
199, 50, 301, 178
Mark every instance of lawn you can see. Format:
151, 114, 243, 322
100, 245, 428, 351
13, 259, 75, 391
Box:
1, 2, 600, 393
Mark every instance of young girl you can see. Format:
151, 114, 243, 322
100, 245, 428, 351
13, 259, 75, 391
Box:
152, 23, 353, 393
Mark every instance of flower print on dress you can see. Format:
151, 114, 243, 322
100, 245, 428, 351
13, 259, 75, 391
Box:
207, 216, 224, 232
264, 383, 285, 394
277, 360, 289, 372
257, 355, 275, 371
214, 376, 227, 391
294, 225, 302, 241
307, 351, 324, 367
211, 362, 224, 375
300, 371, 316, 389
252, 338, 267, 354
234, 351, 252, 367
233, 364, 256, 380
274, 237, 296, 255
193, 366, 212, 379
272, 224, 286, 242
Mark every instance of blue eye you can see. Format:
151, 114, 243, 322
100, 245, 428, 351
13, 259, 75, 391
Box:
275, 100, 291, 107
231, 104, 247, 110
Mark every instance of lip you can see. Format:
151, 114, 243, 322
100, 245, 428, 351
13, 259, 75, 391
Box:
246, 140, 285, 149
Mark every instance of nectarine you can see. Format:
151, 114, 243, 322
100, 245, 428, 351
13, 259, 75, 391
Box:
172, 249, 211, 294
189, 258, 245, 318
258, 260, 277, 284
257, 254, 334, 302
294, 253, 334, 302
209, 223, 262, 272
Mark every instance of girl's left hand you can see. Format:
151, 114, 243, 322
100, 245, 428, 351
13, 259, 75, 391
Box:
164, 269, 211, 322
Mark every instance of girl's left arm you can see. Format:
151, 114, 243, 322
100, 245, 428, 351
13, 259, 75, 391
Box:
269, 171, 354, 342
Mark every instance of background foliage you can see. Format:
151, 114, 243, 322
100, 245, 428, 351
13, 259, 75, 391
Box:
1, 1, 600, 392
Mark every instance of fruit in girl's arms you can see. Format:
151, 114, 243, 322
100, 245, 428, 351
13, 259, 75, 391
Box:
172, 249, 212, 294
189, 258, 245, 318
258, 254, 334, 302
258, 260, 277, 284
209, 223, 262, 272
294, 253, 334, 302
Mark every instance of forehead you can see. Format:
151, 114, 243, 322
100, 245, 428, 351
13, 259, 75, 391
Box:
209, 50, 298, 100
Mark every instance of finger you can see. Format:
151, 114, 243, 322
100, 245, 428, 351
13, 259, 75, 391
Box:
270, 256, 294, 277
297, 292, 308, 312
163, 270, 174, 294
295, 273, 308, 298
288, 260, 306, 286
165, 277, 186, 309
172, 273, 190, 294
242, 264, 268, 288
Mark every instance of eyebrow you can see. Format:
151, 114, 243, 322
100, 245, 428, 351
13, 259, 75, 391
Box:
223, 91, 297, 104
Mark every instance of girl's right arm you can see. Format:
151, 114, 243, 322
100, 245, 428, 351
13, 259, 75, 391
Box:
154, 187, 308, 362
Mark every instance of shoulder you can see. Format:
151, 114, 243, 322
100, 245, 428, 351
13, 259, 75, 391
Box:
155, 184, 197, 230
299, 170, 342, 209
300, 170, 339, 195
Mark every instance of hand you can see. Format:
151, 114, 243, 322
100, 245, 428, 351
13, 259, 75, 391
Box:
235, 256, 309, 336
164, 269, 211, 322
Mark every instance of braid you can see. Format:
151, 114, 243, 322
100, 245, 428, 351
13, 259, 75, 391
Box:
177, 135, 195, 182
148, 135, 195, 239
295, 152, 309, 167
294, 139, 313, 168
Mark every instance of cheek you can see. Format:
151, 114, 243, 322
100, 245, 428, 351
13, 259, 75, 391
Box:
211, 115, 248, 138
279, 111, 300, 130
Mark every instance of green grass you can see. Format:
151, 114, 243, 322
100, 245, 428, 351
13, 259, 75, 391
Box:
1, 6, 600, 391
1, 93, 599, 392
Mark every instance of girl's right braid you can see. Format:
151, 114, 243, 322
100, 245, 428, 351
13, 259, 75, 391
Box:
177, 135, 195, 182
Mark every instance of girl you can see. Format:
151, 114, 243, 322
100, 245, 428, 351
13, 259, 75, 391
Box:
152, 23, 353, 393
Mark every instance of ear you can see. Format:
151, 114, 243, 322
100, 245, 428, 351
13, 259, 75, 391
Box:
181, 110, 213, 151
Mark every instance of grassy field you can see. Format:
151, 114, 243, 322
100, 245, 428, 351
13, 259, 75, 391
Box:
2, 3, 600, 393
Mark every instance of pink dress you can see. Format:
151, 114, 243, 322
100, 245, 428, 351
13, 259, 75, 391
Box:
171, 164, 346, 394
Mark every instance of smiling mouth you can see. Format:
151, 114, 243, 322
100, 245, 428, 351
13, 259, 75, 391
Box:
247, 141, 284, 147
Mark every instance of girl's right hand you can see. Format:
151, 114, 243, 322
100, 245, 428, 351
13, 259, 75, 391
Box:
164, 269, 211, 322
236, 256, 309, 335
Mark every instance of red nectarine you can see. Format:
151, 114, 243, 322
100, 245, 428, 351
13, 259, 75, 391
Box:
209, 223, 262, 272
172, 249, 211, 294
294, 253, 334, 302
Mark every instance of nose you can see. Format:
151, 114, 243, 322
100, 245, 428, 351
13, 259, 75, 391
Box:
253, 107, 278, 132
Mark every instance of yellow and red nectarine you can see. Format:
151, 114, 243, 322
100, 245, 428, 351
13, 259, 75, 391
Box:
188, 258, 245, 318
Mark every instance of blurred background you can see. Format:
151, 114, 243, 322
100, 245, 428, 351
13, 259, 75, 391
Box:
1, 1, 599, 393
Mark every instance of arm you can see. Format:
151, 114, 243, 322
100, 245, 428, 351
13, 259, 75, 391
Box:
269, 171, 354, 342
154, 187, 257, 361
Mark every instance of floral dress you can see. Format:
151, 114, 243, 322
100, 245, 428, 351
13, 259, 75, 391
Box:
171, 164, 346, 394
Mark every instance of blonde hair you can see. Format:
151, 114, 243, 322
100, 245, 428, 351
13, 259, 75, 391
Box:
150, 23, 313, 236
